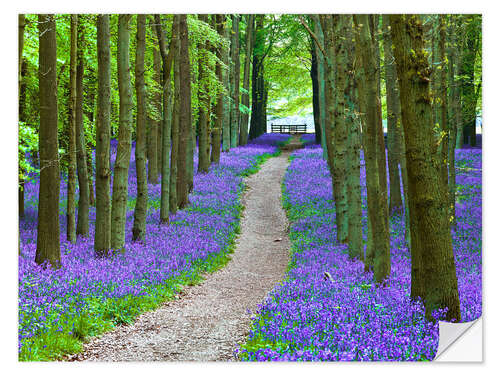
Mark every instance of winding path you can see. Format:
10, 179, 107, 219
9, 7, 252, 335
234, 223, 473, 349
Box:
68, 139, 302, 361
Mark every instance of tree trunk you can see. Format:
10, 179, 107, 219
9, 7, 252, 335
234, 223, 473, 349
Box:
154, 14, 175, 224
353, 14, 391, 284
36, 14, 61, 268
197, 15, 211, 173
76, 17, 90, 237
211, 14, 224, 163
239, 14, 254, 146
65, 15, 78, 244
459, 15, 479, 148
437, 15, 449, 196
221, 15, 231, 151
94, 15, 112, 256
170, 17, 180, 214
311, 15, 327, 159
448, 15, 459, 227
382, 15, 404, 215
19, 14, 26, 219
111, 14, 134, 251
249, 15, 266, 140
148, 43, 161, 184
230, 14, 240, 148
343, 16, 363, 260
390, 14, 461, 322
132, 14, 148, 242
177, 14, 192, 209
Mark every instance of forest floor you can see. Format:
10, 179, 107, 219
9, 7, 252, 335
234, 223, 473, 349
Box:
67, 138, 302, 361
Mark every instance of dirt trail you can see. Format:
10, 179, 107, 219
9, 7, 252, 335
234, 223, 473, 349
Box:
68, 141, 300, 361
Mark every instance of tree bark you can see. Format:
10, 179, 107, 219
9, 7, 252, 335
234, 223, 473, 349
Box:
177, 14, 192, 209
154, 14, 175, 223
343, 15, 363, 260
221, 15, 231, 151
211, 14, 224, 163
390, 14, 461, 322
230, 15, 240, 148
353, 14, 391, 284
382, 15, 404, 215
311, 15, 327, 159
94, 15, 112, 256
19, 14, 26, 219
132, 14, 148, 242
148, 42, 161, 184
111, 14, 134, 251
170, 17, 180, 214
65, 14, 78, 244
249, 15, 267, 140
76, 16, 90, 237
36, 14, 61, 268
239, 14, 254, 146
197, 15, 211, 173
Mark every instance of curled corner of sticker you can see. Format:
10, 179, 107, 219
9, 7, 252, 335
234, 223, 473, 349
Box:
434, 316, 483, 362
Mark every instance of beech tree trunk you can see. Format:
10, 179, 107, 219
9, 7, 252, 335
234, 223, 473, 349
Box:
331, 15, 349, 244
148, 43, 161, 184
177, 14, 192, 209
390, 14, 461, 322
343, 15, 363, 260
382, 15, 404, 215
230, 14, 240, 148
94, 15, 112, 256
154, 14, 175, 223
249, 15, 267, 140
76, 17, 90, 237
36, 14, 61, 268
239, 14, 254, 146
353, 14, 391, 284
170, 17, 180, 214
211, 14, 224, 163
111, 14, 134, 251
132, 14, 148, 242
312, 15, 327, 159
221, 15, 231, 151
66, 14, 78, 244
19, 14, 26, 219
197, 14, 211, 173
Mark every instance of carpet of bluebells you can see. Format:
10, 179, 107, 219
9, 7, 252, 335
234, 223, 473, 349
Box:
18, 133, 290, 360
238, 133, 481, 361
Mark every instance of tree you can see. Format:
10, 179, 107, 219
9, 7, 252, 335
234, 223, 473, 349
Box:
459, 15, 481, 147
170, 15, 180, 214
76, 16, 90, 237
221, 15, 231, 151
382, 15, 404, 215
390, 14, 461, 322
249, 15, 267, 140
132, 14, 148, 242
111, 14, 134, 251
339, 15, 363, 260
239, 14, 254, 146
19, 14, 26, 219
154, 14, 175, 224
35, 14, 61, 268
353, 14, 391, 283
197, 14, 211, 172
211, 14, 224, 164
230, 14, 240, 148
311, 15, 327, 158
177, 14, 192, 209
95, 15, 112, 256
66, 14, 78, 244
147, 31, 161, 184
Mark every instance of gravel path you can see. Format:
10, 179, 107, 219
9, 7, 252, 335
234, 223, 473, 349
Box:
68, 147, 296, 362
